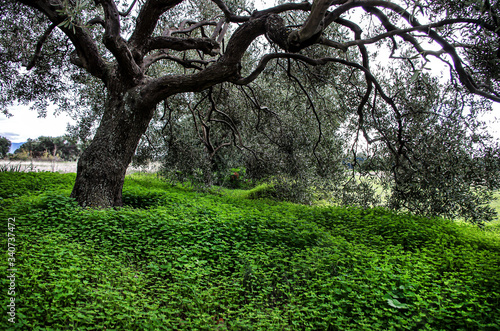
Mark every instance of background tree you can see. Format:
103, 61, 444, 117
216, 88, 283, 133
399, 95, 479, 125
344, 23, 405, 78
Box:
1, 0, 500, 208
133, 53, 366, 203
14, 135, 82, 161
0, 136, 11, 158
349, 60, 500, 223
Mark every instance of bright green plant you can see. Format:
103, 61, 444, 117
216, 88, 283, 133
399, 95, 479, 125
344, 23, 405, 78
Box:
1, 172, 499, 330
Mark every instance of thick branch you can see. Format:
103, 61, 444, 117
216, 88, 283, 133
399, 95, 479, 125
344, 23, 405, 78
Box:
128, 0, 184, 50
288, 0, 333, 49
142, 15, 269, 107
264, 1, 350, 52
324, 0, 500, 102
146, 37, 220, 56
265, 15, 292, 51
98, 0, 120, 37
216, 21, 229, 44
211, 18, 226, 39
98, 0, 142, 82
143, 53, 212, 71
18, 0, 109, 81
211, 0, 315, 23
264, 0, 358, 52
252, 1, 313, 18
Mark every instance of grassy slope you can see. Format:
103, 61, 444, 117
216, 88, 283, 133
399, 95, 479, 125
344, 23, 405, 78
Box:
0, 172, 499, 330
487, 191, 500, 232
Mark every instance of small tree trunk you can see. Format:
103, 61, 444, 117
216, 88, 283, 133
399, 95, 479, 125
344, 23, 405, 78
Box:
71, 86, 155, 207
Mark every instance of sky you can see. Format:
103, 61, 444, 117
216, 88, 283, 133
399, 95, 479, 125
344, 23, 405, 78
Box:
0, 0, 498, 147
0, 104, 74, 144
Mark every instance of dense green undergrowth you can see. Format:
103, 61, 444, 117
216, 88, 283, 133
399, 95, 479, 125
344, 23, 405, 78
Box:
1, 172, 500, 330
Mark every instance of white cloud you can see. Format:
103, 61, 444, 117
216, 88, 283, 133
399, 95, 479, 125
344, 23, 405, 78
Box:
0, 104, 75, 143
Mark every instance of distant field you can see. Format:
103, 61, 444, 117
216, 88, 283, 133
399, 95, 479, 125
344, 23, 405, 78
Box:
0, 160, 160, 174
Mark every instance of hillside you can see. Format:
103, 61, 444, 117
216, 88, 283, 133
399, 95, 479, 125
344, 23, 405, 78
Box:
1, 172, 499, 330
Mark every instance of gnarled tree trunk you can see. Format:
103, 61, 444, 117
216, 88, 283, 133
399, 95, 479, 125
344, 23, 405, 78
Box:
70, 83, 155, 207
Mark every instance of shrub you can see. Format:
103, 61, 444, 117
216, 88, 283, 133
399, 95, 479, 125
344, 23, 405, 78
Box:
9, 150, 30, 161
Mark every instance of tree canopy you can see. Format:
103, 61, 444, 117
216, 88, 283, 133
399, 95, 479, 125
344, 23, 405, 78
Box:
13, 135, 81, 160
1, 0, 499, 215
0, 136, 11, 158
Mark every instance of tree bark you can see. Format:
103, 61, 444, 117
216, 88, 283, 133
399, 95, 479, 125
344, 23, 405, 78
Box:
70, 81, 155, 207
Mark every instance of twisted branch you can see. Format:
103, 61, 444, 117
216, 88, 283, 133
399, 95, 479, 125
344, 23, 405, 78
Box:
26, 22, 56, 70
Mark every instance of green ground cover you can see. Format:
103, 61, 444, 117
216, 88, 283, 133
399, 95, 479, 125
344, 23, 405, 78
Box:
487, 192, 500, 233
1, 172, 499, 330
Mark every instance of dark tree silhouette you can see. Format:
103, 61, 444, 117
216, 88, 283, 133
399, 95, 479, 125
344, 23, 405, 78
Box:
0, 136, 11, 158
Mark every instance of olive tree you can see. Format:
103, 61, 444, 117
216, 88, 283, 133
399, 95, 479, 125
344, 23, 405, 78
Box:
1, 0, 499, 207
135, 62, 353, 202
349, 59, 500, 223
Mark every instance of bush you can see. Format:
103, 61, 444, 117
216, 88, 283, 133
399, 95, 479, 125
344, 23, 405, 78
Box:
245, 175, 318, 204
9, 150, 30, 161
225, 167, 248, 189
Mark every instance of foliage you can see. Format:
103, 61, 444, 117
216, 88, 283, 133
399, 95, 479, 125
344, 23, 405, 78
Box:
131, 47, 500, 223
3, 0, 500, 208
226, 167, 247, 189
13, 136, 81, 161
244, 175, 331, 205
149, 74, 500, 222
0, 1, 77, 116
419, 0, 500, 88
485, 191, 500, 234
350, 63, 500, 224
145, 64, 351, 200
1, 172, 500, 330
0, 171, 76, 200
0, 136, 11, 158
8, 150, 30, 161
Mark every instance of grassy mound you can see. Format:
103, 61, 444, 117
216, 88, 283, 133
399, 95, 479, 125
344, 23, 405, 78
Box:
1, 172, 499, 330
